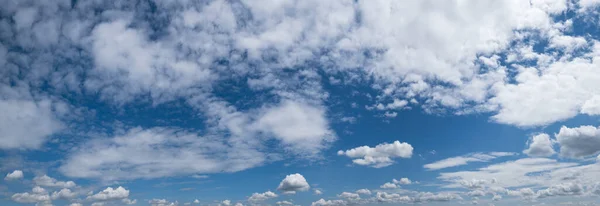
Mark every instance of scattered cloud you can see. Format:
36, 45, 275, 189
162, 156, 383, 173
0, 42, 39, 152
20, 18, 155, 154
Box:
248, 191, 277, 202
424, 152, 515, 170
4, 170, 24, 181
277, 173, 310, 194
338, 141, 413, 168
524, 133, 556, 157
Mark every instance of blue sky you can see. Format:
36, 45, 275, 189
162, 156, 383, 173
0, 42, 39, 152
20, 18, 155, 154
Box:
2, 0, 600, 206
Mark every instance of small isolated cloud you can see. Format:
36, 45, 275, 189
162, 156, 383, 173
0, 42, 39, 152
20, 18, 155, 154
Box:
278, 173, 310, 194
424, 152, 515, 170
5, 170, 24, 180
338, 141, 413, 168
248, 191, 277, 202
393, 178, 412, 185
314, 189, 323, 195
523, 133, 556, 157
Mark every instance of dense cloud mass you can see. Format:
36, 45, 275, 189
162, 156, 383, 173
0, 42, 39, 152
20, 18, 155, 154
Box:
2, 0, 600, 205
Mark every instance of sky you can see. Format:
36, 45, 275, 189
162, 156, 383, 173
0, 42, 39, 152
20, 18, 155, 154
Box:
2, 0, 600, 205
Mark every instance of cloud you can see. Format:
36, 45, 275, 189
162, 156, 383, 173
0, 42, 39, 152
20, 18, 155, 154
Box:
122, 198, 137, 205
59, 127, 265, 180
0, 98, 64, 149
424, 152, 515, 170
150, 199, 179, 206
51, 188, 77, 200
11, 186, 51, 205
276, 201, 294, 206
556, 125, 600, 158
355, 189, 371, 195
33, 175, 76, 188
337, 141, 413, 168
438, 157, 600, 191
393, 178, 412, 185
380, 182, 398, 189
219, 200, 231, 206
253, 100, 336, 157
248, 191, 277, 202
311, 198, 347, 206
523, 133, 556, 157
536, 182, 584, 198
4, 170, 24, 180
314, 189, 323, 195
277, 173, 310, 194
86, 186, 130, 201
338, 192, 360, 200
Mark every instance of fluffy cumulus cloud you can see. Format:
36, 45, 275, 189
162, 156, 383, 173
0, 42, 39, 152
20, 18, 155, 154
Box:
11, 186, 51, 205
337, 141, 413, 168
4, 170, 24, 180
555, 125, 600, 158
523, 133, 556, 157
277, 173, 310, 194
248, 191, 278, 202
424, 152, 515, 170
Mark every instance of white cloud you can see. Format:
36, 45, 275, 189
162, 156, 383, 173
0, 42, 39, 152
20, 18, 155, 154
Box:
380, 182, 398, 189
277, 173, 310, 194
0, 98, 64, 149
4, 170, 24, 180
337, 192, 360, 200
393, 178, 412, 185
59, 127, 265, 180
219, 200, 231, 206
424, 152, 515, 170
581, 95, 600, 115
536, 182, 584, 198
86, 186, 129, 201
248, 191, 277, 202
276, 201, 294, 206
33, 175, 76, 188
253, 100, 336, 157
355, 189, 371, 195
311, 198, 347, 206
51, 188, 77, 200
338, 141, 413, 168
467, 190, 486, 197
314, 189, 323, 195
556, 125, 600, 158
437, 157, 600, 190
122, 198, 137, 205
150, 199, 179, 206
11, 186, 51, 205
523, 133, 556, 157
